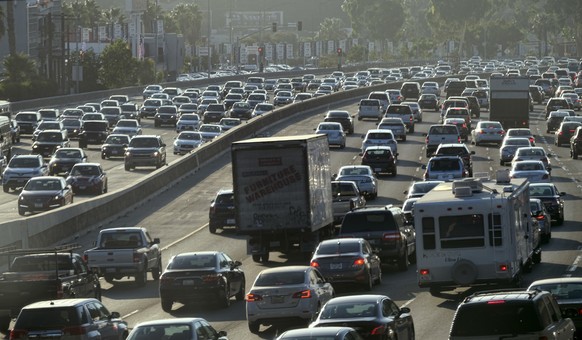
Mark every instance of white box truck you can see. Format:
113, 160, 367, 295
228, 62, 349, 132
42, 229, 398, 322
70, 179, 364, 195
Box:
232, 135, 335, 263
414, 173, 541, 296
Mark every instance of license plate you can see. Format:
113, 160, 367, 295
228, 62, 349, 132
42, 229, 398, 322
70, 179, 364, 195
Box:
34, 203, 43, 208
111, 150, 119, 155
271, 296, 284, 303
79, 186, 86, 190
182, 279, 194, 285
330, 263, 342, 270
374, 168, 382, 172
227, 219, 235, 225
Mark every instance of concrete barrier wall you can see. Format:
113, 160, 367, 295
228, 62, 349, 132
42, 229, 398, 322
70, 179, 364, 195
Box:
2, 75, 451, 248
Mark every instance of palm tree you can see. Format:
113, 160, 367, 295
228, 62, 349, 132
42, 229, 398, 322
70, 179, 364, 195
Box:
6, 0, 15, 56
101, 8, 125, 41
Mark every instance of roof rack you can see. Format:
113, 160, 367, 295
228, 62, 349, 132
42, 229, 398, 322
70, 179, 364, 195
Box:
0, 243, 81, 256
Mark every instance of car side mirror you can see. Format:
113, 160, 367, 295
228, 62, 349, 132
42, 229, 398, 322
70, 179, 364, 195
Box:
109, 311, 120, 319
218, 331, 228, 339
421, 165, 427, 169
233, 260, 242, 267
470, 151, 475, 155
153, 238, 160, 244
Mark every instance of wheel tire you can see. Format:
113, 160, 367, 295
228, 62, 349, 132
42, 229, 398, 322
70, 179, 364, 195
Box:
248, 322, 260, 334
500, 160, 504, 166
429, 287, 442, 297
135, 268, 147, 287
261, 253, 270, 263
94, 284, 102, 301
104, 275, 114, 284
101, 153, 105, 160
363, 272, 373, 291
18, 207, 25, 216
0, 315, 11, 335
161, 298, 173, 313
236, 279, 246, 301
533, 250, 542, 264
410, 126, 415, 133
152, 263, 161, 281
573, 150, 578, 159
252, 254, 261, 262
402, 135, 406, 142
374, 266, 383, 286
124, 163, 131, 171
557, 215, 564, 226
220, 284, 231, 308
392, 168, 397, 177
209, 223, 217, 234
3, 185, 8, 193
397, 251, 409, 271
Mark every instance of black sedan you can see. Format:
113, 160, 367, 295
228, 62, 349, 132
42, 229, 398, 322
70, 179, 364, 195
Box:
100, 134, 131, 159
323, 110, 355, 134
529, 182, 566, 225
310, 238, 382, 291
311, 294, 415, 340
66, 163, 108, 195
47, 147, 87, 176
18, 176, 74, 216
277, 327, 363, 340
159, 251, 245, 312
229, 101, 253, 119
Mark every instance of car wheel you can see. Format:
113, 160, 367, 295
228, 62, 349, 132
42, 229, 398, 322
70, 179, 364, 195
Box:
392, 168, 397, 177
124, 163, 131, 171
220, 284, 231, 308
429, 287, 442, 297
18, 207, 25, 216
573, 150, 578, 159
248, 322, 260, 334
104, 275, 114, 283
161, 298, 173, 313
340, 143, 345, 149
209, 223, 217, 234
410, 126, 415, 133
556, 140, 561, 147
261, 253, 270, 263
251, 254, 261, 262
397, 250, 409, 271
363, 271, 373, 291
3, 185, 8, 193
236, 279, 246, 301
402, 135, 406, 142
152, 262, 161, 281
500, 160, 505, 166
557, 215, 564, 226
94, 284, 102, 301
374, 266, 382, 285
135, 267, 147, 286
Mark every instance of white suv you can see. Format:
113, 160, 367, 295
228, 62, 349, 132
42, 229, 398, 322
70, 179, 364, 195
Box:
357, 99, 382, 121
361, 129, 398, 155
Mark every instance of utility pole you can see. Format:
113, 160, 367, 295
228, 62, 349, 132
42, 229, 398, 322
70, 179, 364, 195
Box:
207, 0, 211, 79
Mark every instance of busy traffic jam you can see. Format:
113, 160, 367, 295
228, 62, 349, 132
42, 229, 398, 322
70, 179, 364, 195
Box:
2, 56, 582, 339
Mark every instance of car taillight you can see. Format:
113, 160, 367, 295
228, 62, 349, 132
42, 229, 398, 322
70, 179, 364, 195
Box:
498, 130, 505, 135
9, 329, 27, 340
246, 293, 262, 302
353, 258, 366, 267
292, 290, 312, 299
310, 260, 320, 268
383, 231, 401, 240
133, 253, 142, 263
457, 136, 461, 143
558, 131, 563, 135
535, 214, 545, 220
371, 324, 387, 335
419, 269, 429, 275
425, 136, 429, 144
63, 326, 87, 336
83, 254, 88, 262
202, 274, 221, 283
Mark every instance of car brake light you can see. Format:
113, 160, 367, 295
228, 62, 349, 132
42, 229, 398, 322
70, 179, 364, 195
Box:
535, 215, 545, 220
499, 264, 508, 271
202, 274, 221, 283
133, 253, 142, 263
419, 269, 429, 275
9, 329, 27, 340
487, 300, 506, 304
371, 324, 387, 335
425, 136, 429, 144
246, 293, 262, 302
353, 258, 366, 266
292, 290, 312, 299
310, 260, 320, 268
383, 231, 401, 240
558, 131, 563, 136
457, 136, 461, 143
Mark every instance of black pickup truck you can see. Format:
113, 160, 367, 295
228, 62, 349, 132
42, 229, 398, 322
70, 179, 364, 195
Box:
0, 244, 101, 333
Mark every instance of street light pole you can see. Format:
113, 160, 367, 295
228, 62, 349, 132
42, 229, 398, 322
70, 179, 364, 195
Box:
207, 0, 211, 79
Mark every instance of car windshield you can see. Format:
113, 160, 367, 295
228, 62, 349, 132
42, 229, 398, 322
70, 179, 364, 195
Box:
54, 149, 81, 158
319, 302, 377, 319
451, 302, 540, 336
255, 271, 305, 286
105, 136, 129, 144
117, 121, 137, 128
9, 158, 40, 168
430, 158, 461, 171
200, 126, 220, 133
71, 166, 100, 176
14, 308, 80, 329
167, 254, 216, 269
130, 138, 159, 148
342, 212, 396, 232
178, 133, 201, 140
127, 324, 193, 340
24, 179, 62, 191
530, 185, 554, 196
16, 114, 37, 122
180, 115, 199, 121
36, 132, 62, 142
316, 242, 360, 255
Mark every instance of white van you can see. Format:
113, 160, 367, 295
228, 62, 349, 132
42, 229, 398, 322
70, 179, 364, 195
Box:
368, 91, 391, 112
357, 99, 382, 121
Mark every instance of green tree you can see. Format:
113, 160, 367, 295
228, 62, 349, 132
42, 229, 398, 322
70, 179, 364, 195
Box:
143, 0, 164, 34
427, 0, 491, 57
6, 0, 15, 56
170, 3, 202, 46
316, 18, 348, 42
346, 44, 366, 63
342, 0, 404, 41
136, 58, 157, 85
3, 52, 36, 83
0, 53, 58, 100
101, 7, 125, 41
99, 40, 137, 89
541, 0, 582, 56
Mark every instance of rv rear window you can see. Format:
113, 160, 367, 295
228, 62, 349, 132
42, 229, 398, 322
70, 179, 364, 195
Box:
439, 214, 485, 248
422, 217, 436, 250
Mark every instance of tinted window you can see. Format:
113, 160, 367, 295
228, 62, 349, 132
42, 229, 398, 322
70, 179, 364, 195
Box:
255, 271, 305, 286
15, 307, 80, 329
316, 242, 360, 255
341, 212, 396, 232
439, 214, 484, 248
168, 254, 216, 269
452, 302, 541, 336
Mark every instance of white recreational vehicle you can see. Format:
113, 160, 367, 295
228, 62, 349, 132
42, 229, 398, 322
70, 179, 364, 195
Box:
414, 174, 541, 296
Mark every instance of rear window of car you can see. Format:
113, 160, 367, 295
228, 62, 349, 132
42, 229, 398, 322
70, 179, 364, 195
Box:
316, 242, 360, 255
436, 147, 468, 156
365, 149, 391, 157
15, 307, 81, 329
360, 100, 379, 107
366, 132, 393, 140
255, 271, 305, 286
430, 125, 458, 134
451, 302, 540, 336
386, 105, 412, 114
429, 158, 461, 171
341, 212, 396, 232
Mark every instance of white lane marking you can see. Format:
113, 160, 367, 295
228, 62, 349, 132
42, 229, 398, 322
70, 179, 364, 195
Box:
401, 297, 415, 308
161, 224, 207, 251
122, 309, 140, 319
567, 255, 581, 272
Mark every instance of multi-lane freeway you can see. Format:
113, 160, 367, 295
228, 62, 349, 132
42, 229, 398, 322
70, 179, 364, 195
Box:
4, 80, 582, 339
